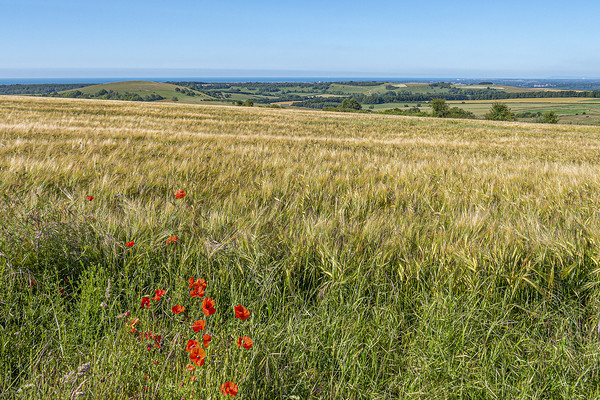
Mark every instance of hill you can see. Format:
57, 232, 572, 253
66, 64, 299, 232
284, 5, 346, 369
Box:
3, 96, 600, 398
58, 80, 214, 103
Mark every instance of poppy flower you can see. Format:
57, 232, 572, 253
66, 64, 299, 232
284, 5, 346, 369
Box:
189, 347, 206, 366
191, 320, 206, 333
129, 318, 140, 333
185, 339, 200, 353
165, 235, 178, 244
202, 334, 211, 348
194, 279, 207, 290
172, 304, 185, 314
188, 277, 195, 289
141, 297, 150, 309
234, 305, 250, 321
189, 376, 197, 382
186, 363, 196, 372
202, 297, 216, 316
190, 288, 205, 298
220, 381, 238, 397
126, 241, 135, 247
237, 336, 253, 350
86, 196, 94, 201
152, 289, 166, 301
174, 190, 186, 199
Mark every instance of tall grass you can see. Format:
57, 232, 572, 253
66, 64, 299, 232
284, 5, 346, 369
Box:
2, 96, 600, 398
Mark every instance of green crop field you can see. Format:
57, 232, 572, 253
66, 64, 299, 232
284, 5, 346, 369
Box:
4, 96, 600, 398
447, 99, 600, 125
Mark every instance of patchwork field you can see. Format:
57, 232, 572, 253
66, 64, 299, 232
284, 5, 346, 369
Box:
3, 96, 600, 398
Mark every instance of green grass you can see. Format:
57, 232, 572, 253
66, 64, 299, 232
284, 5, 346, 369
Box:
64, 80, 214, 103
4, 96, 600, 398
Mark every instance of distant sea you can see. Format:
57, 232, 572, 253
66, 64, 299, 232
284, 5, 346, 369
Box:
0, 77, 453, 85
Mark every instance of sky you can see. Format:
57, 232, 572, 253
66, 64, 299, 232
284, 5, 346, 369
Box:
0, 0, 599, 79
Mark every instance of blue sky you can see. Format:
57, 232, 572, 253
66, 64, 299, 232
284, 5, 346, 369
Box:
0, 0, 598, 78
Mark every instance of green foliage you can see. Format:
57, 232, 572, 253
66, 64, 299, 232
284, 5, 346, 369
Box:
539, 110, 560, 124
340, 98, 362, 110
485, 102, 516, 121
431, 98, 450, 117
447, 106, 476, 119
243, 99, 254, 107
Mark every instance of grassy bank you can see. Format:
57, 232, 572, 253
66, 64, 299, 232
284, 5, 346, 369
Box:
2, 96, 600, 398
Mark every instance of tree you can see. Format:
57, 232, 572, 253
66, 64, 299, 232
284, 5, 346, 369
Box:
539, 111, 559, 124
484, 102, 515, 121
431, 99, 449, 117
340, 98, 362, 110
243, 100, 254, 107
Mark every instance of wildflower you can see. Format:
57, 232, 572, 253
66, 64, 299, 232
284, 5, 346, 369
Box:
172, 304, 185, 314
189, 347, 206, 367
29, 280, 34, 286
165, 235, 178, 244
202, 297, 216, 316
190, 376, 197, 382
154, 361, 160, 365
86, 196, 94, 201
202, 334, 211, 348
237, 336, 253, 349
186, 363, 196, 372
191, 320, 206, 333
185, 339, 200, 353
188, 277, 195, 289
234, 305, 250, 321
220, 381, 238, 397
190, 288, 205, 298
129, 318, 140, 333
141, 297, 151, 309
152, 289, 166, 301
174, 190, 186, 199
126, 241, 135, 247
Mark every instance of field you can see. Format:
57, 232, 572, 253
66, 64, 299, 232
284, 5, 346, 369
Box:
60, 81, 214, 103
4, 96, 600, 398
447, 98, 600, 125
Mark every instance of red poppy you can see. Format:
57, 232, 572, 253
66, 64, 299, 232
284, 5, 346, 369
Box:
189, 376, 197, 382
188, 277, 195, 289
186, 363, 196, 372
86, 196, 94, 201
152, 289, 166, 301
141, 297, 150, 309
202, 297, 216, 316
189, 347, 206, 367
237, 336, 253, 350
202, 334, 211, 348
172, 304, 185, 314
220, 381, 238, 397
191, 320, 206, 333
190, 288, 205, 298
185, 339, 200, 353
174, 190, 186, 199
126, 241, 135, 247
129, 318, 140, 333
165, 235, 178, 244
234, 305, 250, 321
195, 279, 207, 290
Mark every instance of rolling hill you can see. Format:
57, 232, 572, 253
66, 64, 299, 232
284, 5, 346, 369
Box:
60, 80, 214, 103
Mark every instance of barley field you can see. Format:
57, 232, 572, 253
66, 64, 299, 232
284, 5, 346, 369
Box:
3, 96, 600, 399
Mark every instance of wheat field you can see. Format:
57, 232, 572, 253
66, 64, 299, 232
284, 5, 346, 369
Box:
3, 96, 600, 399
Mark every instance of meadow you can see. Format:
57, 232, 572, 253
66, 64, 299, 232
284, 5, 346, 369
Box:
3, 96, 600, 398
